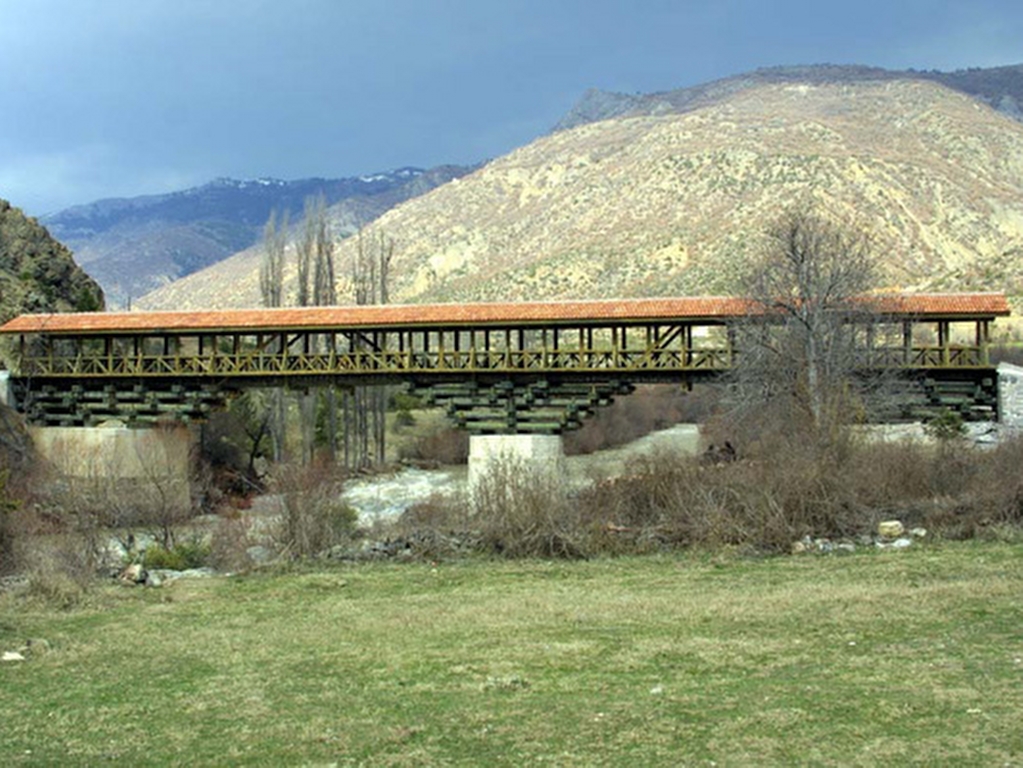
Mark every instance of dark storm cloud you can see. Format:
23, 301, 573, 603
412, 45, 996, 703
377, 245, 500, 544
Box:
1, 0, 1021, 214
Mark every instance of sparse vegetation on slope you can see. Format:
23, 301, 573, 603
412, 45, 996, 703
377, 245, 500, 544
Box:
0, 199, 104, 323
138, 78, 1023, 311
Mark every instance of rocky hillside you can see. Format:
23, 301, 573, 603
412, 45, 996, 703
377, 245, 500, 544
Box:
554, 64, 1023, 130
45, 165, 474, 308
138, 74, 1023, 312
0, 199, 104, 324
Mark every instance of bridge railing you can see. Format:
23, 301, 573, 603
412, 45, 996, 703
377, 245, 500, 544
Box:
14, 343, 992, 379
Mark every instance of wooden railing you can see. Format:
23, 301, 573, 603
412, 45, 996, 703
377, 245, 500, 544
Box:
16, 343, 990, 380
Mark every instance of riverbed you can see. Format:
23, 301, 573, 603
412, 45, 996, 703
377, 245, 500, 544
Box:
342, 423, 703, 523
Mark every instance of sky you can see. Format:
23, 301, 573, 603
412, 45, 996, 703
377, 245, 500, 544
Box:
1, 0, 1022, 216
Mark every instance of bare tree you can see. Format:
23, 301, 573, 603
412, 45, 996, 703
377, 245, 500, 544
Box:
293, 194, 340, 464
727, 207, 883, 442
348, 229, 394, 468
259, 210, 289, 461
260, 209, 288, 309
309, 196, 336, 307
295, 208, 313, 311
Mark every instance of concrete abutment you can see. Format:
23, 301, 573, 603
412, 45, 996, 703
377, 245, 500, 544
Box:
29, 423, 194, 516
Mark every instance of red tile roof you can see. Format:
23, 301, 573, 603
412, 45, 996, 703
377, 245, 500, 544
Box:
0, 293, 1009, 335
870, 293, 1011, 317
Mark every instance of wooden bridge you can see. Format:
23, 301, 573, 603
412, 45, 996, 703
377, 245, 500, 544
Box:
0, 293, 1011, 431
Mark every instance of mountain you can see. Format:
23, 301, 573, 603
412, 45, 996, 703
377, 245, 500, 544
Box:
44, 165, 475, 307
0, 199, 104, 323
137, 66, 1023, 312
553, 64, 1023, 131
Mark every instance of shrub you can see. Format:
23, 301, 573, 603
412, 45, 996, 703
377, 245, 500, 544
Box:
924, 409, 967, 441
21, 535, 97, 608
390, 392, 420, 430
209, 515, 257, 571
387, 424, 1023, 557
469, 455, 586, 558
0, 510, 17, 577
142, 538, 210, 570
270, 463, 358, 558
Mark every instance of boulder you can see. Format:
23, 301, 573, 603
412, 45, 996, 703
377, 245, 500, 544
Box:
119, 563, 147, 584
878, 520, 905, 539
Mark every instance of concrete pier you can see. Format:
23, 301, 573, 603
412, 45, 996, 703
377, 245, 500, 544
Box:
467, 434, 566, 500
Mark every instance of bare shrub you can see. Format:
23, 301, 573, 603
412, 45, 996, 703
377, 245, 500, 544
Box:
209, 515, 258, 571
397, 497, 466, 532
373, 497, 476, 561
470, 455, 586, 558
579, 433, 875, 554
21, 535, 98, 608
37, 424, 196, 550
936, 434, 1023, 538
0, 473, 21, 575
401, 427, 1023, 557
269, 463, 357, 558
840, 438, 933, 512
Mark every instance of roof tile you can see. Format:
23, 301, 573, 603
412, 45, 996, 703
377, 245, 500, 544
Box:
0, 293, 1009, 335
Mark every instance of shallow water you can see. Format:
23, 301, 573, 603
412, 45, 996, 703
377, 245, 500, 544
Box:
342, 466, 466, 523
341, 423, 703, 523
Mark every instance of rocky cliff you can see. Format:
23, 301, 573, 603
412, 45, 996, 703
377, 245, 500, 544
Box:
0, 199, 104, 323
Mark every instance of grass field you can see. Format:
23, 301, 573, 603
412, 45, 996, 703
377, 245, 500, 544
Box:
2, 542, 1022, 766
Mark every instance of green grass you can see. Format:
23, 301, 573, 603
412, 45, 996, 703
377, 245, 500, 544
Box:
2, 543, 1022, 766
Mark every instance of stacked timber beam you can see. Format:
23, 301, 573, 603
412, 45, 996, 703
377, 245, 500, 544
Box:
416, 380, 635, 434
14, 380, 231, 427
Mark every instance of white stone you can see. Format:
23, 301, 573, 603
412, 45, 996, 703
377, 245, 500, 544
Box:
2, 651, 25, 662
119, 563, 146, 583
910, 527, 928, 538
878, 520, 905, 538
891, 537, 913, 549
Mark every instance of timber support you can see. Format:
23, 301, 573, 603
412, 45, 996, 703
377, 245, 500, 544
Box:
414, 379, 635, 435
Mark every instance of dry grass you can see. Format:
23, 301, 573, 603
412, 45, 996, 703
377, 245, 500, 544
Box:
1, 543, 1021, 765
